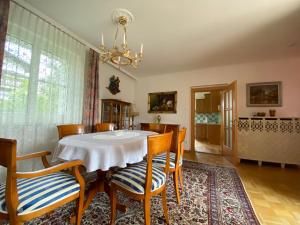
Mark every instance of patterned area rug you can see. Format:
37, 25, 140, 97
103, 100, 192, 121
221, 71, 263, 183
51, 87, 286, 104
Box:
4, 161, 260, 225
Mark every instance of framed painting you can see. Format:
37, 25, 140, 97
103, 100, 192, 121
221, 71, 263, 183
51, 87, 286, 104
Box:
148, 91, 177, 113
246, 82, 282, 107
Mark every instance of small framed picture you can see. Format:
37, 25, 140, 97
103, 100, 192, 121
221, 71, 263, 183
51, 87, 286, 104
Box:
246, 82, 282, 107
148, 91, 177, 113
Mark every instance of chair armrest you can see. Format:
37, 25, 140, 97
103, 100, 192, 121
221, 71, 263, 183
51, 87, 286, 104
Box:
17, 151, 51, 168
15, 160, 84, 179
17, 150, 51, 160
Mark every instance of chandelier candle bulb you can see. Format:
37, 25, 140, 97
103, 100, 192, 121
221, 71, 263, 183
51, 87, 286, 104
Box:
101, 34, 104, 46
123, 33, 126, 45
140, 44, 143, 54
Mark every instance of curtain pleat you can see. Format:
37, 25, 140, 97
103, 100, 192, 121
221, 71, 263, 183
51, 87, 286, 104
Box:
0, 0, 10, 84
0, 2, 86, 182
82, 49, 100, 133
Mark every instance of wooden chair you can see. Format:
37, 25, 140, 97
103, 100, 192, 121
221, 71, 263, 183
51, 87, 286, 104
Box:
0, 138, 85, 225
57, 124, 85, 140
152, 127, 186, 204
95, 123, 114, 132
142, 123, 167, 134
109, 131, 173, 225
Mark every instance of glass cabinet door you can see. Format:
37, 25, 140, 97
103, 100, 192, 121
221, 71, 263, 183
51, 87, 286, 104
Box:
101, 99, 131, 130
101, 102, 111, 123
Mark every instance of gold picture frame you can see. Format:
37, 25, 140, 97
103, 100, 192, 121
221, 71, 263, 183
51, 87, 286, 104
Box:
148, 91, 177, 113
246, 81, 282, 107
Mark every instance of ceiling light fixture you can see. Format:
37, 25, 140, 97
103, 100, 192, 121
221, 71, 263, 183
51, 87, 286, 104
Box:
99, 9, 143, 68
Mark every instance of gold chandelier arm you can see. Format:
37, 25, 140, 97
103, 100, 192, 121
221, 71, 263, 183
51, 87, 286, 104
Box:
99, 10, 143, 68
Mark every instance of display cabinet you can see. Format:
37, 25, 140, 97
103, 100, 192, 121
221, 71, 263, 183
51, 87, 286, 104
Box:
101, 99, 131, 130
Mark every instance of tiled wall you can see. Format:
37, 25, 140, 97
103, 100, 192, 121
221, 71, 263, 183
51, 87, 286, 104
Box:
195, 112, 221, 124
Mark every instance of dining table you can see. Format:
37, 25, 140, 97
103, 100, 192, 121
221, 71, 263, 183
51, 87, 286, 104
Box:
52, 129, 157, 216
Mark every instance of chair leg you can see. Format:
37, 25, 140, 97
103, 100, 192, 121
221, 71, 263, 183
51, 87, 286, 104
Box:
173, 171, 180, 204
9, 218, 21, 225
144, 197, 151, 225
178, 167, 184, 190
75, 188, 85, 225
161, 187, 169, 224
110, 186, 117, 225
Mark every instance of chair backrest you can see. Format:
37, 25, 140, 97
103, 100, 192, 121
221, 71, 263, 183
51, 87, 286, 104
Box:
95, 123, 114, 132
0, 138, 19, 216
143, 123, 167, 134
0, 138, 17, 169
145, 131, 173, 193
57, 124, 85, 140
176, 127, 187, 164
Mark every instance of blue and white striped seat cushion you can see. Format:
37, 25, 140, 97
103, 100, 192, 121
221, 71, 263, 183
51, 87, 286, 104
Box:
111, 163, 166, 194
152, 152, 182, 169
0, 172, 80, 215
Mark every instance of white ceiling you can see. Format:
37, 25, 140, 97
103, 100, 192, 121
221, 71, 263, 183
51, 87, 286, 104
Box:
23, 0, 300, 76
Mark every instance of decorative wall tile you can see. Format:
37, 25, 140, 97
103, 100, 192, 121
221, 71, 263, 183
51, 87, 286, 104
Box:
238, 119, 250, 132
295, 120, 300, 134
265, 120, 278, 133
279, 120, 293, 133
195, 112, 220, 124
250, 120, 264, 132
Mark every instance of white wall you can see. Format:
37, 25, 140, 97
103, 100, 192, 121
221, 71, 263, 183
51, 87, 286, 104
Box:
99, 63, 136, 103
135, 57, 300, 149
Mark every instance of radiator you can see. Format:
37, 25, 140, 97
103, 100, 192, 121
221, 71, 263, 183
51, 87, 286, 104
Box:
238, 117, 300, 165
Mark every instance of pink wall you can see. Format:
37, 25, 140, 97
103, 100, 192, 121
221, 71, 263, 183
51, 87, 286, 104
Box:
135, 57, 300, 149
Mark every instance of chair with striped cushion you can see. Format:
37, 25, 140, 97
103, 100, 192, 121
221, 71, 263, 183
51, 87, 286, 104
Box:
0, 138, 85, 225
152, 127, 186, 204
109, 131, 173, 225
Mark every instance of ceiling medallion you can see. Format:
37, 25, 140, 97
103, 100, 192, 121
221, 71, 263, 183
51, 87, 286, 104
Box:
100, 9, 143, 69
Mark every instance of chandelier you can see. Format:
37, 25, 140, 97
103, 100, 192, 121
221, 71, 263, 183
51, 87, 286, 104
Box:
99, 9, 143, 68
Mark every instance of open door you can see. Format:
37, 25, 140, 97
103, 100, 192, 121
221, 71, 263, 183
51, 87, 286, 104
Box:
222, 81, 238, 164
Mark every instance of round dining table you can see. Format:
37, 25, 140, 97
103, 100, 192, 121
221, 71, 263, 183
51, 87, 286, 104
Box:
53, 129, 157, 218
53, 130, 157, 172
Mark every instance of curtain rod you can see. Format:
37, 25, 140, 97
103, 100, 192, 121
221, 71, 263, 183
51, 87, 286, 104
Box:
11, 0, 137, 80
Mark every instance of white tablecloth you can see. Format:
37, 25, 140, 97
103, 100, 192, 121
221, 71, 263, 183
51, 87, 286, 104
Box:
53, 130, 156, 172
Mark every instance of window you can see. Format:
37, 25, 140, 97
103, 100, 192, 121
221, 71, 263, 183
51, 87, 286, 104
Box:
0, 35, 31, 123
1, 34, 84, 124
0, 1, 86, 174
36, 52, 67, 118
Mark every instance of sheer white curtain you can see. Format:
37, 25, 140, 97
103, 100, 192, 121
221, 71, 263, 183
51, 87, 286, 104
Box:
0, 2, 87, 181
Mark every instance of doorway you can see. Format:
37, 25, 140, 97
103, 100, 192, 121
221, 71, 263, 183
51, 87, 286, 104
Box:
190, 82, 237, 163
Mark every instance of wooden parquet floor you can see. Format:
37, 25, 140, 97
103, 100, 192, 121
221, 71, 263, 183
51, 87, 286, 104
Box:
184, 151, 300, 225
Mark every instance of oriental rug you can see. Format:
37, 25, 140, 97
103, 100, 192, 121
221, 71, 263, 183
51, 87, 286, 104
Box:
7, 161, 260, 225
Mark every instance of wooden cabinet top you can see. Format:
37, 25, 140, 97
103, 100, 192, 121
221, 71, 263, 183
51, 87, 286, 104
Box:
101, 99, 131, 105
